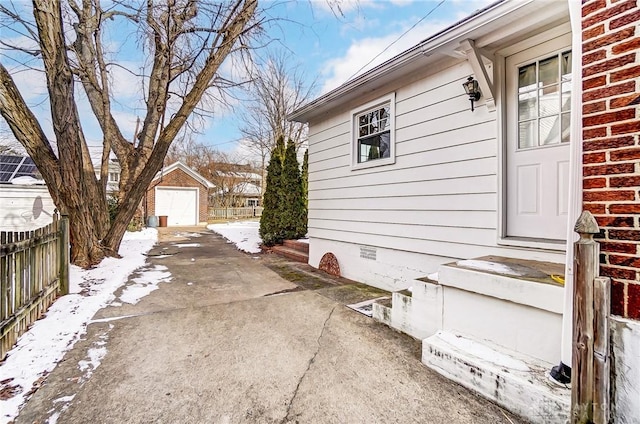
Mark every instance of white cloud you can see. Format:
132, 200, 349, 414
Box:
320, 18, 448, 93
318, 0, 497, 94
110, 109, 140, 141
108, 61, 145, 100
230, 138, 263, 164
390, 0, 415, 5
8, 66, 48, 103
6, 66, 55, 140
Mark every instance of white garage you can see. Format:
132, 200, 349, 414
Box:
155, 187, 199, 226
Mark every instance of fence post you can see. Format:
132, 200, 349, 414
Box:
59, 214, 70, 295
571, 210, 609, 424
593, 276, 610, 424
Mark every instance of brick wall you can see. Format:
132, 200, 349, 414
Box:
146, 168, 209, 223
582, 0, 640, 319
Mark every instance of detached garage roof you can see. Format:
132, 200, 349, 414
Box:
152, 161, 215, 189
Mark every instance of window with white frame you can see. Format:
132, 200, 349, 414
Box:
517, 50, 572, 149
109, 172, 120, 182
351, 93, 395, 169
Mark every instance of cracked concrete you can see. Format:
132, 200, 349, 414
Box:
281, 306, 336, 424
15, 229, 525, 424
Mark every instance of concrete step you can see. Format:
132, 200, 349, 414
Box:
376, 280, 442, 340
372, 298, 392, 326
422, 331, 570, 424
283, 239, 309, 254
437, 256, 565, 364
438, 255, 565, 314
271, 245, 309, 263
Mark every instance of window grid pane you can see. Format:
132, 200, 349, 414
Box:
517, 51, 571, 149
357, 103, 391, 163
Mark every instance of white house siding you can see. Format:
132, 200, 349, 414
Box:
0, 185, 55, 232
307, 60, 565, 292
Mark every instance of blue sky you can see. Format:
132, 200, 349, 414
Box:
214, 0, 495, 156
0, 0, 494, 160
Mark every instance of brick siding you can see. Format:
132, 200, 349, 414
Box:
146, 167, 209, 223
582, 0, 640, 319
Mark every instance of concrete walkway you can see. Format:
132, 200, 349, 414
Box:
16, 228, 524, 423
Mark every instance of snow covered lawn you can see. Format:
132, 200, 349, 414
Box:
0, 229, 160, 424
207, 221, 261, 254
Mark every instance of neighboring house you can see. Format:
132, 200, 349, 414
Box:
291, 0, 639, 422
92, 157, 121, 194
227, 181, 262, 207
145, 161, 214, 227
0, 154, 55, 231
209, 166, 262, 207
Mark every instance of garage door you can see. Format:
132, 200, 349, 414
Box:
155, 188, 198, 226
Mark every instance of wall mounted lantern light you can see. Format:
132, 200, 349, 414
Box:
462, 76, 481, 112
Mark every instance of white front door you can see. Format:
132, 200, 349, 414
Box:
505, 34, 572, 242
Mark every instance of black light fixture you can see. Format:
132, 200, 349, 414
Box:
462, 76, 481, 112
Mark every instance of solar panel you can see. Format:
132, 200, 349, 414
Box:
0, 155, 41, 183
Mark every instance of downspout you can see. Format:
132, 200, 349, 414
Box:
551, 0, 583, 384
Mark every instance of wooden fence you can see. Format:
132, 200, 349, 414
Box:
0, 213, 69, 360
208, 207, 263, 220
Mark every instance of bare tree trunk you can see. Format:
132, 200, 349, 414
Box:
1, 0, 258, 267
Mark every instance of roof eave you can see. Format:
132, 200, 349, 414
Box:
289, 0, 541, 123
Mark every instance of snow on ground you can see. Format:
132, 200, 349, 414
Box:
77, 332, 109, 380
208, 221, 261, 254
0, 228, 159, 424
173, 243, 201, 248
118, 265, 172, 305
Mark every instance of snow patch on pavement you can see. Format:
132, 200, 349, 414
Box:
0, 228, 158, 423
77, 346, 107, 380
118, 265, 172, 305
46, 394, 75, 424
173, 243, 201, 248
208, 221, 261, 254
53, 395, 75, 404
174, 232, 202, 238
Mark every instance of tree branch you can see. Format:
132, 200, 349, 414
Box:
0, 62, 61, 189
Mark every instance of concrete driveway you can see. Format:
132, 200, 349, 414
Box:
16, 228, 524, 423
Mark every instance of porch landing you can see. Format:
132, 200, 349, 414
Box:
435, 255, 565, 285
